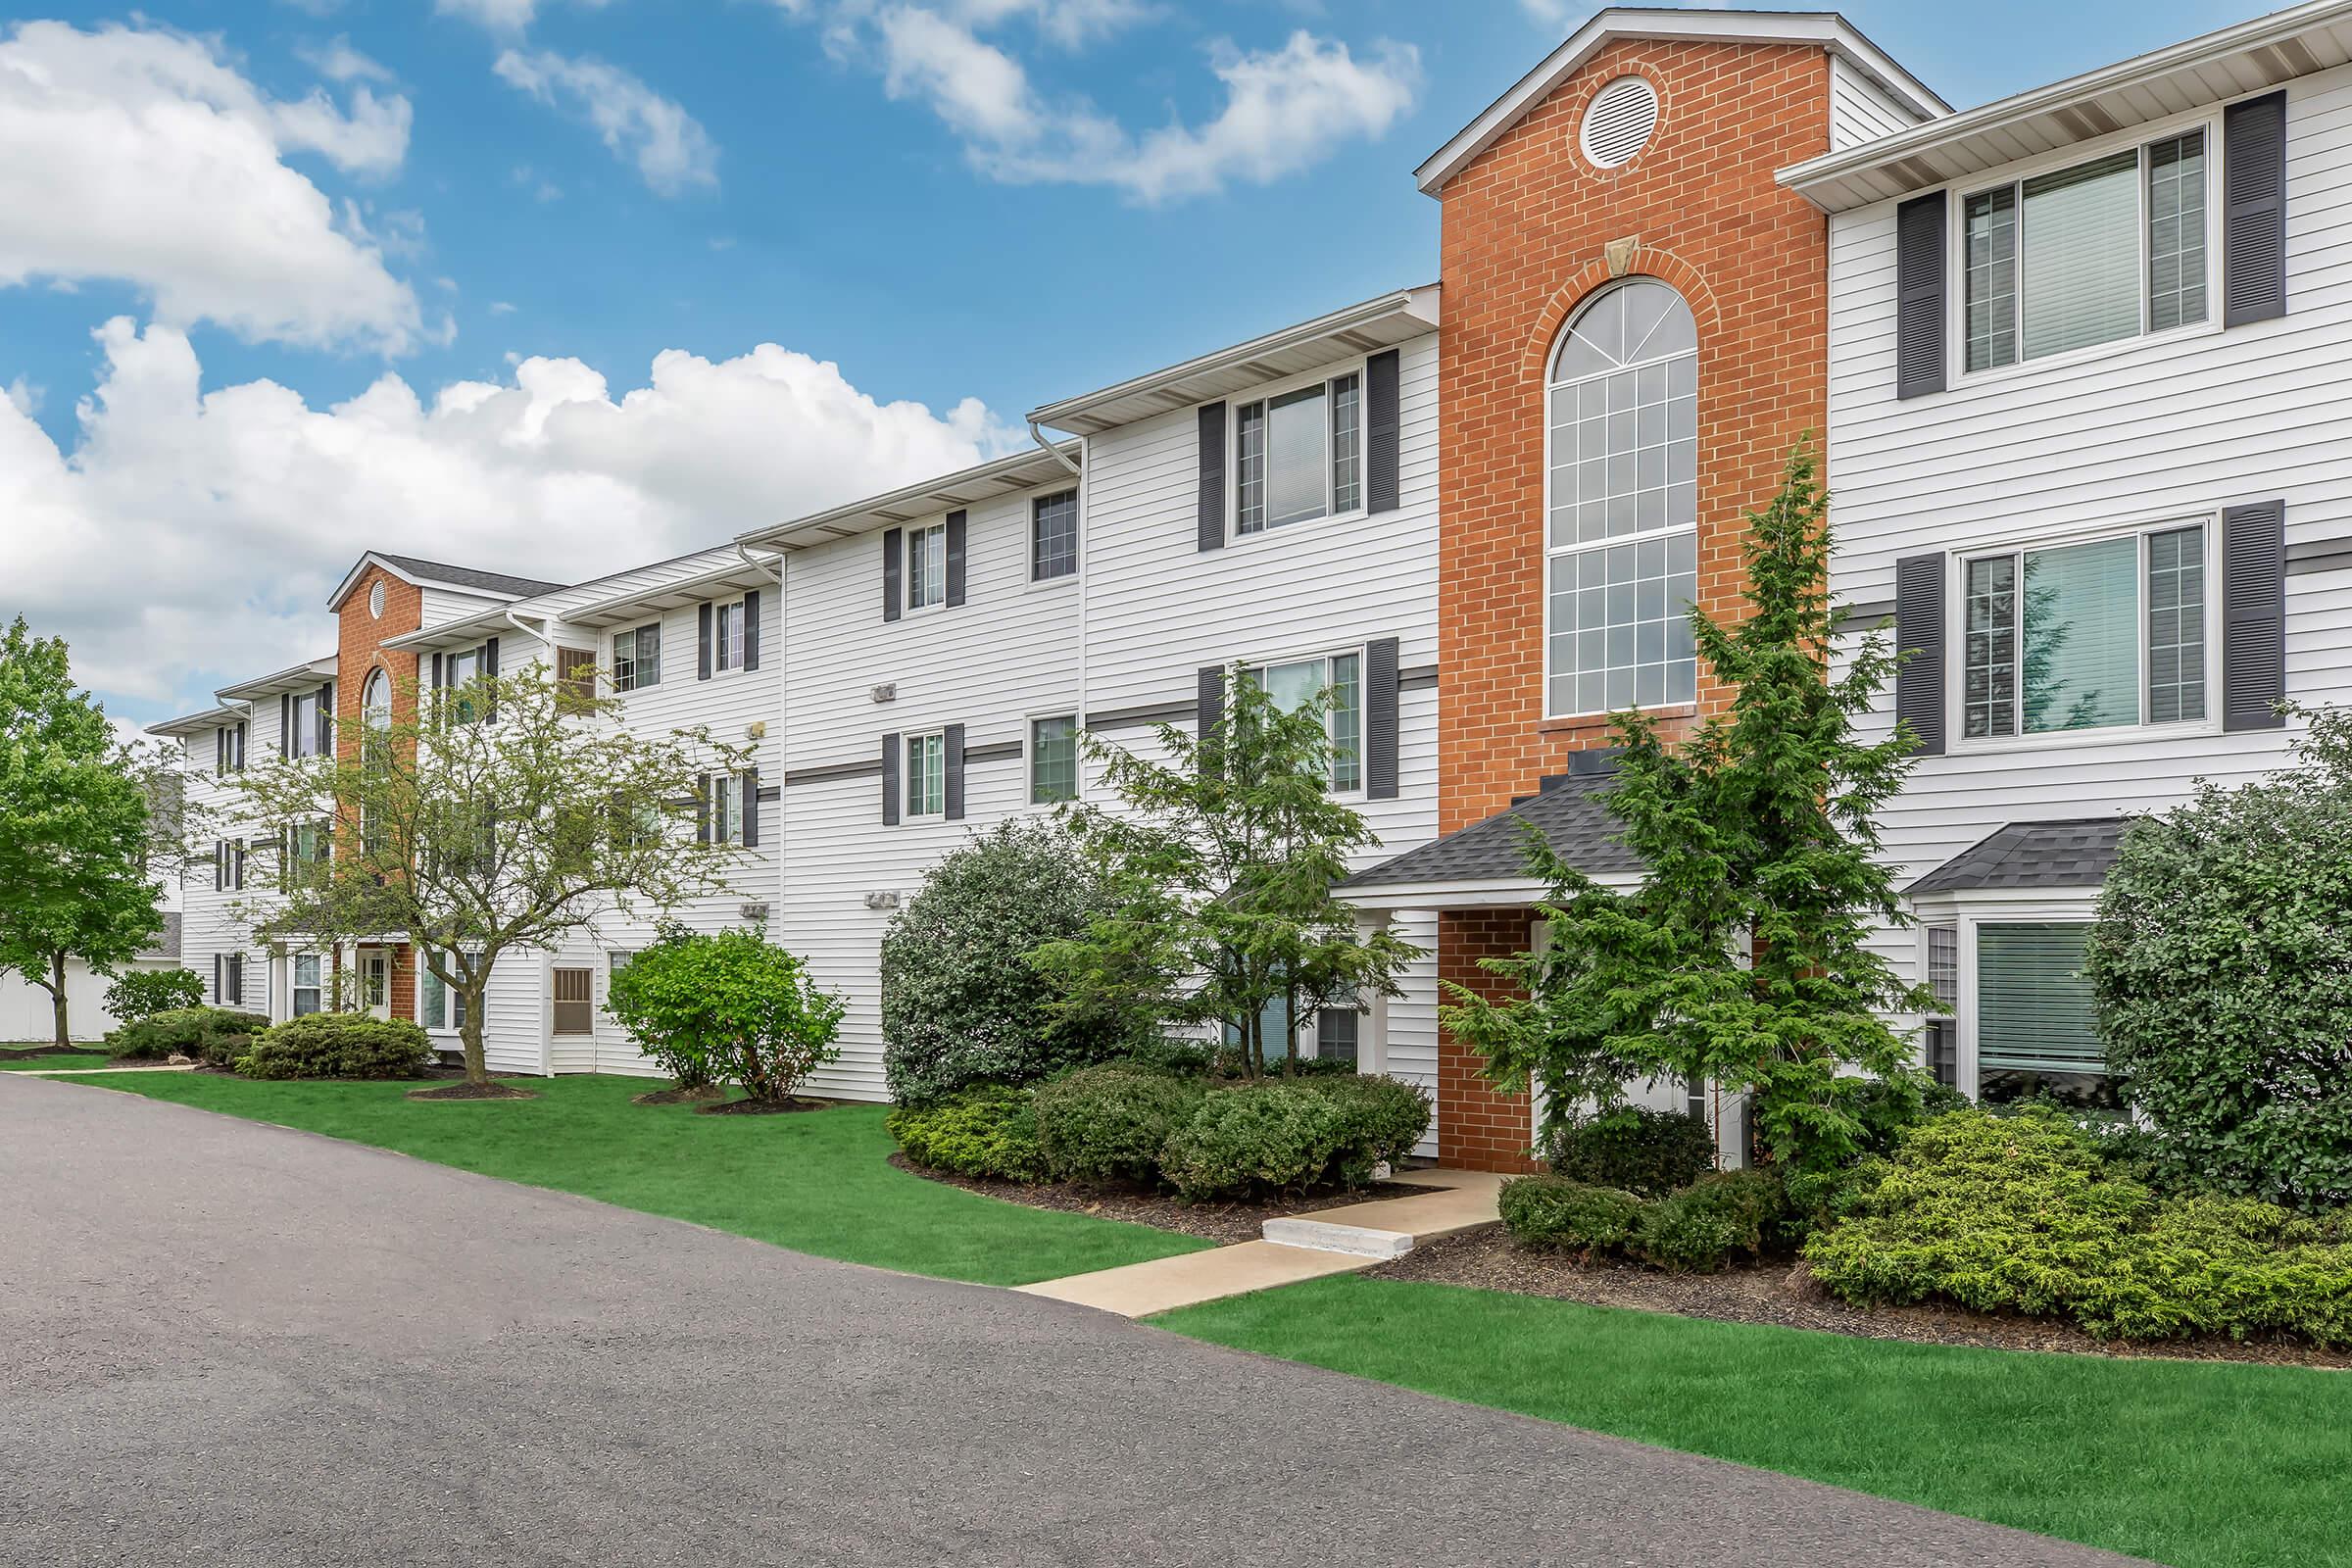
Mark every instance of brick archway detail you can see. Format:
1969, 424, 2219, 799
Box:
1522, 250, 1724, 386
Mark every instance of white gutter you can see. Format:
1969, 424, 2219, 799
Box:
1028, 420, 1083, 478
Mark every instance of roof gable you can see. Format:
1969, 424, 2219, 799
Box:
327, 551, 569, 612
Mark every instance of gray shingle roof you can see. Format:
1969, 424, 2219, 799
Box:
1908, 818, 2133, 896
142, 912, 182, 962
1346, 761, 1639, 889
375, 553, 568, 600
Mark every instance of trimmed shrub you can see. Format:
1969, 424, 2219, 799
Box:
1159, 1082, 1348, 1201
887, 1085, 1047, 1182
1500, 1175, 1642, 1253
1543, 1107, 1717, 1198
236, 1013, 434, 1080
1313, 1074, 1432, 1183
107, 1005, 269, 1062
1109, 1036, 1222, 1080
605, 924, 845, 1102
881, 820, 1143, 1105
103, 968, 204, 1025
1804, 1106, 2352, 1343
2087, 707, 2352, 1210
1033, 1065, 1207, 1184
1631, 1168, 1787, 1272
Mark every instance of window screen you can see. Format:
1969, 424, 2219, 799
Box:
552, 967, 595, 1035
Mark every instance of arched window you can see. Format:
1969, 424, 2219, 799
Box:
362, 669, 390, 730
1544, 278, 1699, 717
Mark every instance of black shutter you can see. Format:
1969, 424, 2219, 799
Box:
482, 638, 500, 721
1365, 636, 1399, 800
1365, 350, 1401, 514
698, 603, 713, 680
1197, 665, 1224, 774
213, 955, 222, 1003
944, 723, 965, 820
882, 528, 905, 622
215, 726, 224, 773
1894, 193, 1947, 400
280, 693, 292, 760
1893, 554, 1946, 756
742, 588, 761, 671
1197, 403, 1227, 552
880, 733, 901, 825
431, 651, 444, 694
741, 768, 760, 848
2223, 500, 2287, 731
695, 774, 710, 843
316, 683, 332, 756
235, 840, 247, 892
2224, 90, 2288, 327
945, 512, 967, 608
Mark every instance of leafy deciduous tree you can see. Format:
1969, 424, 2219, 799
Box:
604, 922, 845, 1104
0, 618, 165, 1048
1033, 668, 1422, 1079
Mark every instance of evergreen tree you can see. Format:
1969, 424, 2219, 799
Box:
0, 619, 165, 1049
1443, 445, 1934, 1168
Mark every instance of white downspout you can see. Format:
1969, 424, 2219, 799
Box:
735, 543, 788, 933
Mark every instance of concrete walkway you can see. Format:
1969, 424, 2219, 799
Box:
1020, 1170, 1505, 1316
0, 1074, 2148, 1568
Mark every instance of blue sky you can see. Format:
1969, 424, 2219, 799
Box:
0, 0, 2257, 726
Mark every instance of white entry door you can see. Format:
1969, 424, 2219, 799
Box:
359, 949, 391, 1019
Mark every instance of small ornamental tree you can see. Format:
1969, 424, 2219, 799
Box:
225, 665, 744, 1095
881, 817, 1143, 1104
0, 618, 166, 1048
2087, 703, 2352, 1210
1443, 445, 1934, 1170
1033, 668, 1423, 1079
104, 967, 206, 1025
604, 923, 845, 1104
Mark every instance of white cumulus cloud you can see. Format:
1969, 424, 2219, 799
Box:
809, 6, 1417, 203
0, 20, 422, 352
493, 49, 719, 196
0, 318, 1013, 717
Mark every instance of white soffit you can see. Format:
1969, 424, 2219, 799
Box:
1781, 0, 2352, 213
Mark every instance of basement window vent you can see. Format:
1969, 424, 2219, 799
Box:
1580, 75, 1658, 170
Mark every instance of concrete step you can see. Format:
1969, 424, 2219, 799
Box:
1257, 1215, 1414, 1258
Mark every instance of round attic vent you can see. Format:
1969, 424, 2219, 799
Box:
368, 580, 385, 618
1580, 75, 1659, 170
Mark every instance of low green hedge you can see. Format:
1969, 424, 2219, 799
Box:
1804, 1106, 2352, 1344
1631, 1169, 1788, 1273
1033, 1065, 1209, 1184
235, 1013, 435, 1081
1542, 1107, 1717, 1198
106, 1006, 270, 1062
1499, 1176, 1644, 1253
1160, 1082, 1349, 1201
886, 1085, 1047, 1182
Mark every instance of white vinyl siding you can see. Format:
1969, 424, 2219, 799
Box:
1829, 56, 1929, 150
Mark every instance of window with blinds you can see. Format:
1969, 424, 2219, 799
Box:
1976, 921, 2114, 1105
552, 967, 595, 1036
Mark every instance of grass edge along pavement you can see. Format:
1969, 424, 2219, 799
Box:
39, 1070, 1207, 1287
1157, 1272, 2350, 1568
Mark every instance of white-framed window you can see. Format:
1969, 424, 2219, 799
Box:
1543, 278, 1700, 718
1029, 714, 1078, 805
710, 772, 745, 846
223, 953, 244, 1005
906, 525, 948, 611
1032, 489, 1079, 582
419, 950, 470, 1033
1234, 368, 1362, 537
1921, 925, 1959, 1089
1961, 125, 2211, 373
1957, 517, 2212, 743
1242, 652, 1363, 793
1917, 905, 2116, 1109
612, 621, 662, 693
289, 690, 320, 758
290, 954, 322, 1017
712, 600, 747, 672
905, 731, 946, 817
216, 721, 246, 774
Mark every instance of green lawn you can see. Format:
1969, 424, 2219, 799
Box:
46, 1071, 1207, 1286
1161, 1275, 2350, 1568
0, 1051, 114, 1070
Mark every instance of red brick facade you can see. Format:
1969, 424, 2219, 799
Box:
1431, 38, 1837, 1169
333, 562, 424, 1023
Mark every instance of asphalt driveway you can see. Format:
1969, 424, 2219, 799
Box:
0, 1074, 2143, 1568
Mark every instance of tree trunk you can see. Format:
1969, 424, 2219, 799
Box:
47, 951, 71, 1051
460, 990, 489, 1086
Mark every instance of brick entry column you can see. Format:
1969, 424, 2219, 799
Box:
1437, 908, 1543, 1173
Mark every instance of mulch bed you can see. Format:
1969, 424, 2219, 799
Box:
631, 1085, 733, 1105
406, 1081, 540, 1101
894, 1155, 1444, 1246
694, 1096, 830, 1115
1371, 1227, 2352, 1368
